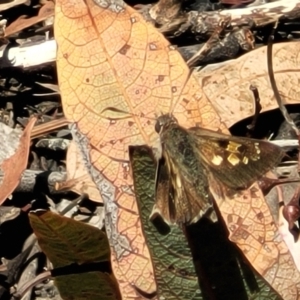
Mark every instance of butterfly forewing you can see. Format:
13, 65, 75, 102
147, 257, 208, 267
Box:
152, 115, 214, 225
153, 114, 285, 226
151, 158, 176, 223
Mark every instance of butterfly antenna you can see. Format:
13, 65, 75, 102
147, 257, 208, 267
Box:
169, 66, 195, 115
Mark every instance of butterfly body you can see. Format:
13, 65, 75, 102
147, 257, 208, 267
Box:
152, 114, 285, 226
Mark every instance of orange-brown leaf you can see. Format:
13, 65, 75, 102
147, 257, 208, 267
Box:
4, 1, 54, 37
55, 0, 224, 297
0, 118, 36, 205
210, 181, 300, 300
56, 141, 102, 202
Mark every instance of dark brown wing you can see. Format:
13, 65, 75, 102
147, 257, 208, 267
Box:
190, 127, 285, 190
151, 146, 214, 225
150, 157, 176, 224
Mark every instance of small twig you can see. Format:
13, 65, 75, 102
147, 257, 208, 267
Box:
187, 16, 231, 67
271, 139, 299, 148
267, 22, 300, 137
258, 177, 300, 196
59, 194, 88, 216
30, 117, 70, 139
247, 85, 262, 137
12, 271, 52, 299
267, 22, 300, 170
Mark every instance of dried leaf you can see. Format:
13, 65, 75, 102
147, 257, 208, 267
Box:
4, 1, 54, 37
56, 141, 102, 202
55, 0, 223, 296
0, 206, 21, 223
196, 41, 300, 128
0, 118, 36, 205
210, 182, 300, 300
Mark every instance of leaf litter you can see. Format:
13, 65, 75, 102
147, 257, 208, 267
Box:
1, 0, 300, 299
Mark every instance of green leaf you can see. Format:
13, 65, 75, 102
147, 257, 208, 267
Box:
130, 146, 202, 300
29, 210, 121, 300
55, 272, 120, 300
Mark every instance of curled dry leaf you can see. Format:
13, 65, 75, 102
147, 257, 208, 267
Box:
4, 1, 55, 37
55, 0, 300, 299
55, 140, 102, 202
0, 117, 36, 205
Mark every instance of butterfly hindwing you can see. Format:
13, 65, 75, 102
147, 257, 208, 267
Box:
150, 157, 175, 224
190, 127, 285, 189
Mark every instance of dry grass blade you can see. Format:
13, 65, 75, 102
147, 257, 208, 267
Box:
30, 117, 70, 139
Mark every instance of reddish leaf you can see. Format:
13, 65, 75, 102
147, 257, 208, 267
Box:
0, 117, 36, 205
4, 1, 54, 37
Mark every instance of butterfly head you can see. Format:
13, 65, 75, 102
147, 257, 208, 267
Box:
155, 114, 178, 134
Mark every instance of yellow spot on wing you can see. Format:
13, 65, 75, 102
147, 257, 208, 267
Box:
254, 143, 261, 154
242, 156, 249, 164
211, 155, 223, 165
176, 174, 182, 188
227, 153, 240, 166
226, 141, 241, 152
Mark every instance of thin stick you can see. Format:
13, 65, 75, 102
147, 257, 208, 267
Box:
187, 16, 231, 67
30, 117, 70, 139
12, 271, 52, 299
267, 22, 299, 136
247, 85, 262, 137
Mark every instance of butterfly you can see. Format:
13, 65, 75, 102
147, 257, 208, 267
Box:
150, 113, 285, 226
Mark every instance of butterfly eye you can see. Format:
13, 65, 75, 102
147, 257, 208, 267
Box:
155, 120, 162, 133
